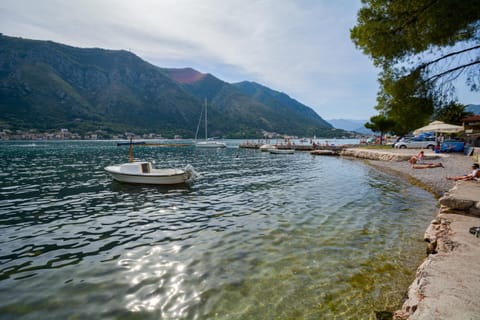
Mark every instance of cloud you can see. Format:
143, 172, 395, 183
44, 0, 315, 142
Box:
0, 0, 380, 119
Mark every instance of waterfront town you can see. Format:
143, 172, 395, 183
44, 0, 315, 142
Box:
0, 128, 167, 141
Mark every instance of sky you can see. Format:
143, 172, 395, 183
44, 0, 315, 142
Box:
0, 0, 477, 120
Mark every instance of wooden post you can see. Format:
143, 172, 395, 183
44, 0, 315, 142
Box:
129, 137, 133, 163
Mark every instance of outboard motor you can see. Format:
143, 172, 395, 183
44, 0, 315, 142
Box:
184, 165, 199, 182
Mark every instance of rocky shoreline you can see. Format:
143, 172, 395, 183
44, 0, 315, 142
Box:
342, 148, 480, 320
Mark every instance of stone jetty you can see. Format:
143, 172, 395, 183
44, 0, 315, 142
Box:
239, 140, 357, 153
239, 141, 316, 151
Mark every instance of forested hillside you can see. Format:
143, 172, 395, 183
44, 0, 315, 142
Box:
0, 34, 347, 138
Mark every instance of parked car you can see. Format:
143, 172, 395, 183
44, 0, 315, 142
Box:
440, 140, 464, 152
394, 137, 436, 149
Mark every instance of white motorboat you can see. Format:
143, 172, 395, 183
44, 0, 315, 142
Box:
105, 139, 197, 185
105, 161, 195, 185
194, 99, 226, 148
259, 144, 275, 152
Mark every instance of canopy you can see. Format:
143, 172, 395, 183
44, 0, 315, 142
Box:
413, 121, 464, 135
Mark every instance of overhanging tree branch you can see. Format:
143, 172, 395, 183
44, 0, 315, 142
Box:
419, 44, 480, 69
426, 59, 480, 82
351, 0, 480, 134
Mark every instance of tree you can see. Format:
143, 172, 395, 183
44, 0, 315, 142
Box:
364, 113, 396, 144
434, 102, 474, 125
376, 68, 436, 135
351, 0, 480, 131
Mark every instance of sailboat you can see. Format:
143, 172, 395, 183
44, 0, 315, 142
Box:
194, 99, 226, 148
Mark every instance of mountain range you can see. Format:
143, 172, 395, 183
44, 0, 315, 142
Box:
467, 104, 480, 115
327, 119, 372, 134
0, 34, 350, 138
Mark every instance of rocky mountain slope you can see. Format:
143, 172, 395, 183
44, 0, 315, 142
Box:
0, 34, 347, 138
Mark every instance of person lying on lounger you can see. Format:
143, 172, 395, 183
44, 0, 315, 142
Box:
409, 151, 425, 166
411, 162, 444, 169
446, 163, 480, 181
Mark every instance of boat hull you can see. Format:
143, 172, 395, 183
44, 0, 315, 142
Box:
105, 166, 189, 185
195, 141, 226, 148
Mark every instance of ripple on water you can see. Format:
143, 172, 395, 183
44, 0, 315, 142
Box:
0, 141, 436, 319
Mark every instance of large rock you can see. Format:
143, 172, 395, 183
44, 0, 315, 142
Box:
341, 149, 411, 161
340, 148, 441, 162
439, 182, 480, 217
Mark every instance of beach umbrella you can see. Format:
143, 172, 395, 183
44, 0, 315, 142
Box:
413, 121, 464, 135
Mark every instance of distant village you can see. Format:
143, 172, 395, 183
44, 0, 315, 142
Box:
0, 128, 169, 141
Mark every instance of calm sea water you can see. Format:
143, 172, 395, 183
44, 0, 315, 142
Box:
0, 140, 436, 319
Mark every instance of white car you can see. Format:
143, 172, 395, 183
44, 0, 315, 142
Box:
394, 137, 436, 149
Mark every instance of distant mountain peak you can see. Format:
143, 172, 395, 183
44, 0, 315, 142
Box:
165, 67, 207, 84
467, 104, 480, 115
328, 119, 371, 134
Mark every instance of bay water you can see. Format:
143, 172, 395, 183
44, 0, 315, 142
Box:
0, 140, 436, 319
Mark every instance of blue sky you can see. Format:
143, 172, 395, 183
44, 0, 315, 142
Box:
0, 0, 477, 120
